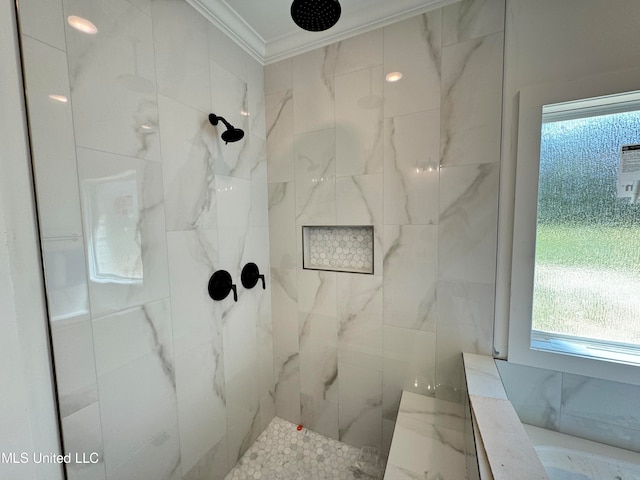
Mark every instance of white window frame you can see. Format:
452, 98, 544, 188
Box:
508, 69, 640, 386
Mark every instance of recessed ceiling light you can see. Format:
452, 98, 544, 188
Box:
385, 71, 403, 83
48, 94, 68, 103
67, 15, 98, 35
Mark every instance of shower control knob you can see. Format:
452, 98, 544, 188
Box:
208, 270, 237, 302
241, 263, 265, 290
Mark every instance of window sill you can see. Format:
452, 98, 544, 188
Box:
531, 330, 640, 368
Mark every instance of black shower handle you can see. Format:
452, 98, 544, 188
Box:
208, 270, 238, 302
241, 263, 266, 290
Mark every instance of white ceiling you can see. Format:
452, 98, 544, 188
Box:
187, 0, 456, 64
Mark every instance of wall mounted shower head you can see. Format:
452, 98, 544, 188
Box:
291, 0, 341, 32
208, 113, 245, 144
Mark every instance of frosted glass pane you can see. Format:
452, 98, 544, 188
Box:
532, 110, 640, 347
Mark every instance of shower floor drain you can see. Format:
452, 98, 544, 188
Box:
225, 417, 370, 480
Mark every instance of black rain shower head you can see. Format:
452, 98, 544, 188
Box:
209, 113, 245, 144
291, 0, 341, 32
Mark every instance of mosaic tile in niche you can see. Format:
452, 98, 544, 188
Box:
303, 226, 373, 274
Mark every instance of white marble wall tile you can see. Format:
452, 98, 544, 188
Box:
19, 0, 66, 50
336, 175, 383, 276
272, 354, 301, 425
561, 374, 640, 432
21, 36, 82, 238
336, 174, 382, 226
210, 60, 250, 179
435, 303, 493, 402
272, 295, 301, 424
334, 29, 383, 76
183, 436, 229, 480
383, 225, 438, 331
495, 360, 561, 429
225, 373, 261, 468
166, 229, 220, 355
241, 226, 271, 295
559, 414, 640, 453
159, 94, 217, 231
247, 59, 266, 139
97, 352, 178, 474
440, 32, 504, 167
42, 237, 89, 322
61, 403, 106, 480
222, 291, 260, 465
64, 0, 160, 161
336, 273, 383, 371
216, 225, 251, 287
269, 189, 300, 424
299, 312, 339, 403
382, 325, 436, 422
215, 175, 251, 230
207, 23, 247, 82
174, 340, 227, 475
152, 0, 210, 111
382, 418, 395, 456
250, 148, 269, 227
246, 132, 268, 172
436, 280, 495, 340
442, 0, 505, 47
266, 89, 295, 183
297, 305, 338, 436
92, 299, 173, 379
256, 280, 276, 432
268, 182, 297, 268
126, 0, 151, 16
383, 110, 440, 225
238, 226, 274, 433
292, 45, 338, 134
265, 58, 292, 95
298, 269, 337, 316
438, 163, 499, 283
294, 128, 336, 225
335, 66, 383, 176
338, 362, 383, 450
49, 316, 98, 418
383, 12, 442, 118
300, 393, 339, 440
76, 148, 170, 317
107, 426, 181, 480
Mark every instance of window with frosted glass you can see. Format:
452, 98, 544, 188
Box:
532, 97, 640, 363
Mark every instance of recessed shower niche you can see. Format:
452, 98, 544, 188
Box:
302, 225, 374, 274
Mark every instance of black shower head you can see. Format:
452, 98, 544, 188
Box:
291, 0, 341, 32
209, 113, 245, 144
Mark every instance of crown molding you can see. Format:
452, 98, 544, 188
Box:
264, 0, 458, 64
189, 0, 460, 66
186, 0, 267, 64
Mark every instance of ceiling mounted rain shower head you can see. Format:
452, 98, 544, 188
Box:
209, 113, 245, 144
291, 0, 341, 32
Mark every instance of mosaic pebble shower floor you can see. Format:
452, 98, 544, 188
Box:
224, 417, 380, 480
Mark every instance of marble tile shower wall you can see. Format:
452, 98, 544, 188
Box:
496, 361, 640, 453
266, 0, 505, 455
18, 0, 272, 479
